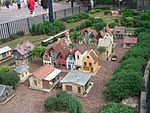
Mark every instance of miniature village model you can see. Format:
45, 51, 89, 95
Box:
1, 6, 148, 113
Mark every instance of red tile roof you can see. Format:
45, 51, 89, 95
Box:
15, 41, 34, 55
124, 36, 137, 44
32, 64, 55, 80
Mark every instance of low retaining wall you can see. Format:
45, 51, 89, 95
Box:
140, 59, 150, 113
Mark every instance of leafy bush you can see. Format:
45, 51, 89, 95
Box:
32, 45, 46, 58
100, 102, 136, 113
104, 10, 110, 15
30, 20, 66, 35
69, 31, 80, 43
90, 9, 101, 14
0, 68, 20, 89
44, 91, 83, 113
109, 22, 118, 28
97, 47, 106, 53
66, 13, 89, 23
16, 31, 25, 37
105, 71, 144, 102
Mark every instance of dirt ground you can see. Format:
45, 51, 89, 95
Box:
0, 39, 128, 113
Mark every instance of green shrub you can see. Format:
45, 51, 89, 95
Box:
100, 102, 136, 113
105, 71, 144, 102
44, 91, 83, 113
30, 20, 66, 35
90, 9, 101, 14
16, 31, 25, 37
0, 70, 20, 89
66, 13, 89, 23
104, 10, 110, 15
44, 96, 58, 112
109, 22, 118, 28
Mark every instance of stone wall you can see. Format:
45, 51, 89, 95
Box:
140, 59, 150, 113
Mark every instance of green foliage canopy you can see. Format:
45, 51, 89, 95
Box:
32, 45, 46, 58
100, 102, 136, 113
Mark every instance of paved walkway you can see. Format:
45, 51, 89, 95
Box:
0, 2, 78, 24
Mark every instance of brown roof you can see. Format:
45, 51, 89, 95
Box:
32, 64, 55, 80
124, 36, 137, 44
82, 28, 98, 37
58, 47, 70, 59
74, 44, 87, 54
89, 50, 98, 63
48, 39, 67, 53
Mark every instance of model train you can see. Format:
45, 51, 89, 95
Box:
41, 30, 70, 46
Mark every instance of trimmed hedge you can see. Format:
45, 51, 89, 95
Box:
105, 32, 150, 102
100, 102, 136, 113
30, 20, 66, 35
66, 13, 89, 23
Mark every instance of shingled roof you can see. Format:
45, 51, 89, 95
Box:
57, 47, 70, 60
74, 44, 87, 54
89, 50, 98, 63
48, 39, 67, 53
14, 41, 34, 55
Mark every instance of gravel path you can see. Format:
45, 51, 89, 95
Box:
0, 39, 128, 113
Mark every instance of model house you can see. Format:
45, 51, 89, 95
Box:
111, 10, 119, 16
43, 51, 51, 65
74, 44, 87, 70
98, 36, 113, 60
123, 36, 137, 48
13, 41, 34, 66
96, 26, 113, 45
12, 64, 30, 82
0, 46, 12, 64
66, 48, 77, 70
0, 84, 15, 105
82, 49, 99, 72
46, 39, 67, 66
82, 28, 98, 44
56, 47, 70, 68
113, 26, 126, 38
29, 64, 61, 92
60, 72, 92, 95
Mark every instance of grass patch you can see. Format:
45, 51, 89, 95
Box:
126, 27, 137, 33
0, 34, 45, 49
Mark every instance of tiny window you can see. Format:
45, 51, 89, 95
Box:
87, 56, 89, 59
84, 62, 87, 66
77, 55, 79, 59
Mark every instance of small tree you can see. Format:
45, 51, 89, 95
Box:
97, 47, 106, 53
70, 31, 81, 43
0, 71, 20, 89
32, 45, 46, 58
44, 91, 83, 113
